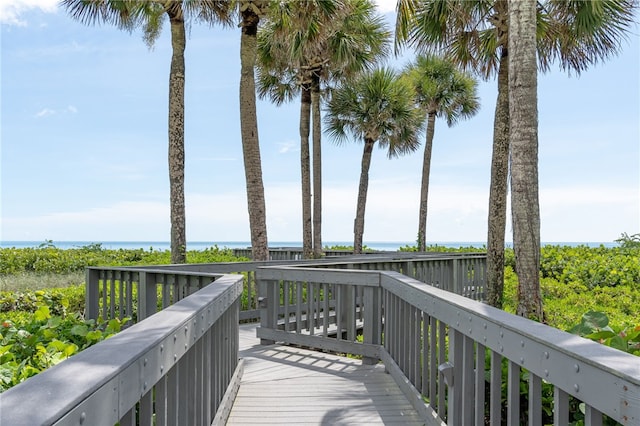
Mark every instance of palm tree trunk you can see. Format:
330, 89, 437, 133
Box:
168, 8, 186, 264
418, 111, 436, 252
311, 76, 323, 258
486, 50, 509, 308
509, 0, 543, 321
300, 84, 312, 259
354, 139, 375, 254
240, 5, 269, 261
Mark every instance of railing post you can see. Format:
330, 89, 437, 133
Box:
258, 275, 275, 345
445, 329, 463, 426
85, 268, 100, 321
451, 258, 461, 295
138, 271, 158, 321
362, 285, 381, 365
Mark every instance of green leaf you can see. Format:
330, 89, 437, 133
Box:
608, 335, 628, 352
585, 330, 616, 340
70, 324, 88, 337
105, 319, 121, 334
63, 343, 78, 358
85, 330, 103, 342
34, 305, 51, 322
581, 311, 608, 330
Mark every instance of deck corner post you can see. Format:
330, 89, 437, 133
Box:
138, 271, 158, 321
257, 273, 275, 345
451, 258, 460, 294
362, 285, 381, 365
85, 268, 100, 321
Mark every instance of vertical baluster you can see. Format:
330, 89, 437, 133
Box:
489, 350, 502, 426
461, 335, 475, 425
412, 305, 420, 388
167, 365, 178, 426
507, 360, 521, 426
120, 406, 136, 426
429, 315, 437, 407
322, 283, 329, 336
195, 337, 203, 426
203, 325, 212, 425
296, 281, 303, 333
421, 311, 429, 398
109, 271, 116, 320
528, 373, 542, 426
118, 271, 124, 320
283, 281, 290, 332
475, 343, 486, 426
553, 387, 569, 425
437, 321, 446, 417
162, 276, 171, 309
156, 376, 167, 426
585, 405, 603, 426
139, 387, 153, 426
125, 272, 133, 319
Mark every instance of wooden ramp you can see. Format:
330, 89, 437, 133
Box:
227, 324, 425, 425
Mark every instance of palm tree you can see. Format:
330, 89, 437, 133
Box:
396, 0, 637, 308
238, 0, 270, 261
257, 0, 390, 258
62, 0, 232, 264
402, 54, 479, 252
508, 0, 542, 320
257, 0, 340, 259
325, 68, 424, 254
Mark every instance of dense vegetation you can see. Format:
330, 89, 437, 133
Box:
0, 244, 247, 391
0, 242, 638, 395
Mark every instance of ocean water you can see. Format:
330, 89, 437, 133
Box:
0, 240, 616, 251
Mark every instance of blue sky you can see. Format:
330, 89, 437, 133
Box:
1, 0, 638, 245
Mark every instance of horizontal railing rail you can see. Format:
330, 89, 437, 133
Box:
86, 253, 486, 325
255, 266, 640, 426
0, 274, 244, 426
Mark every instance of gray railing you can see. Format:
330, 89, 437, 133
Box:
0, 274, 244, 426
231, 247, 383, 260
85, 253, 486, 325
255, 266, 640, 426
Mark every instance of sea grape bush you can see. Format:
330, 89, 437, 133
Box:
0, 301, 128, 392
569, 311, 640, 355
539, 245, 639, 289
0, 244, 247, 275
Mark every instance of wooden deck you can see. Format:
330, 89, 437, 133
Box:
227, 324, 426, 425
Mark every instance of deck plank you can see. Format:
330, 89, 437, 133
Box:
227, 324, 425, 425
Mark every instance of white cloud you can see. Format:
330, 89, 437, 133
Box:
34, 105, 78, 118
35, 108, 55, 118
2, 201, 169, 241
278, 141, 297, 154
3, 182, 637, 244
0, 0, 58, 26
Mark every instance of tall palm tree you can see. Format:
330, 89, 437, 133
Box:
257, 0, 340, 259
508, 0, 542, 320
396, 0, 637, 308
238, 0, 270, 261
325, 68, 424, 254
62, 0, 232, 264
257, 0, 390, 258
402, 54, 479, 252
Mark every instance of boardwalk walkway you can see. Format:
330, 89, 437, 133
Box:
227, 324, 425, 425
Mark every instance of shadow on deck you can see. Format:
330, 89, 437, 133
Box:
228, 324, 425, 425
